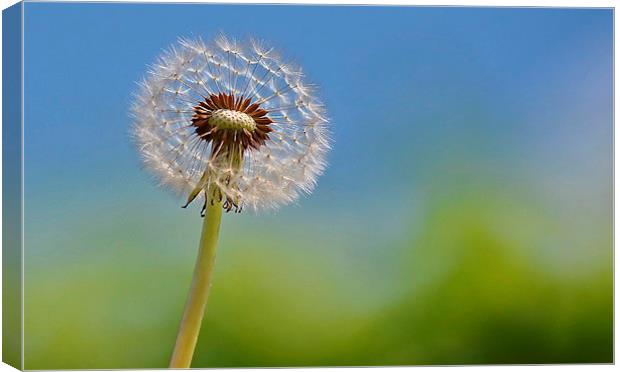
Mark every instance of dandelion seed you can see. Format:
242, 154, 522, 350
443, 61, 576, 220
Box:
130, 34, 331, 369
132, 35, 330, 213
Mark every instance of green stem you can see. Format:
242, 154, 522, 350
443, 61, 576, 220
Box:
169, 189, 223, 368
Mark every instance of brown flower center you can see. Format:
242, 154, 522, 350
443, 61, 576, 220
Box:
191, 92, 273, 154
187, 92, 274, 213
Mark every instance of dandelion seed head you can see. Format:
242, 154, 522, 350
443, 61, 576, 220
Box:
131, 35, 331, 212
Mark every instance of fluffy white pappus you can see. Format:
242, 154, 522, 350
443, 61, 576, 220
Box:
131, 35, 331, 212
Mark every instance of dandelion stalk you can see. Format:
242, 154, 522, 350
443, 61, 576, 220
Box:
131, 35, 331, 368
169, 186, 223, 368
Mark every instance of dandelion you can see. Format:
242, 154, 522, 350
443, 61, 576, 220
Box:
131, 35, 330, 368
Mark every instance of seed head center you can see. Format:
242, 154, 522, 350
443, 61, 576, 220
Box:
209, 109, 256, 132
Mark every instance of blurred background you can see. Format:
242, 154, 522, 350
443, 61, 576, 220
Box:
23, 4, 612, 368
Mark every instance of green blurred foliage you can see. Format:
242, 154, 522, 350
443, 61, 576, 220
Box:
356, 188, 612, 365
23, 179, 612, 369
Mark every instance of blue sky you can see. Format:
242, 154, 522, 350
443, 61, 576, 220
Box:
23, 2, 612, 257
